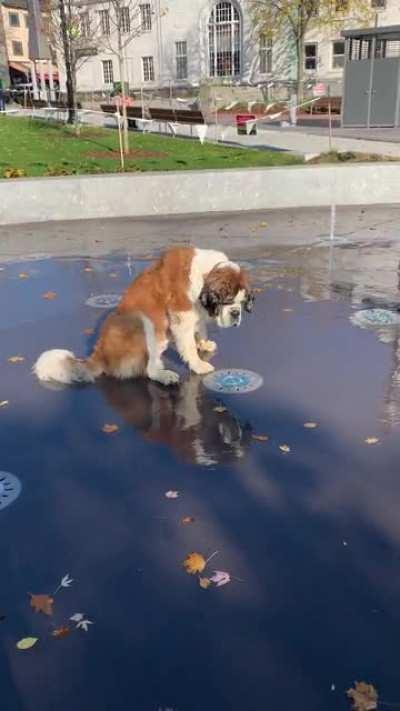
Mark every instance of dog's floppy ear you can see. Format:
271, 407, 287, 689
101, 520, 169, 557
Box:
200, 287, 222, 316
244, 290, 255, 313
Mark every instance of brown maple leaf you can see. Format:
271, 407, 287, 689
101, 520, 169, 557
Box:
29, 594, 54, 616
347, 681, 378, 710
183, 552, 206, 575
42, 291, 57, 300
51, 626, 70, 639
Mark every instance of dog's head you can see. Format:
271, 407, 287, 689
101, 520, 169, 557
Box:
199, 262, 255, 328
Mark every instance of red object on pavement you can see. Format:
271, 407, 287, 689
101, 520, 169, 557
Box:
236, 113, 257, 135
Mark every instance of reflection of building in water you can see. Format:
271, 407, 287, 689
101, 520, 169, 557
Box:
381, 334, 400, 431
99, 375, 252, 466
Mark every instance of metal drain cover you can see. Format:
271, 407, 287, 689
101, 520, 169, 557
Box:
351, 309, 400, 328
86, 294, 121, 309
0, 472, 22, 511
203, 369, 263, 394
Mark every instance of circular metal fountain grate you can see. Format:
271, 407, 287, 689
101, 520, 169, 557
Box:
351, 309, 400, 328
203, 369, 263, 394
86, 294, 121, 309
0, 472, 22, 511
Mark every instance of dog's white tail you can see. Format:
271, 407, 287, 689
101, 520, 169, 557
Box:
33, 349, 102, 384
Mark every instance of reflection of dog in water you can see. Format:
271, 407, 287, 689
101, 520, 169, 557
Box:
99, 375, 252, 466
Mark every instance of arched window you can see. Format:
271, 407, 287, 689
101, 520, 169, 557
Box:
209, 2, 241, 77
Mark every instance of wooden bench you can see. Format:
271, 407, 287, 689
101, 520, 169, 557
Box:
101, 104, 205, 134
305, 97, 342, 115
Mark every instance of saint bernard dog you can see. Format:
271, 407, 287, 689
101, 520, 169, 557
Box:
33, 247, 254, 387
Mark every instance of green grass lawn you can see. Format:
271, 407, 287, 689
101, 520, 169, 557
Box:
0, 116, 302, 178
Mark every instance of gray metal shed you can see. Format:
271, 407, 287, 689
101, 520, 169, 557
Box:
342, 25, 400, 127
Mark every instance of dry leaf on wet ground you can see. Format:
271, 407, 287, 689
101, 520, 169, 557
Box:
51, 626, 70, 639
181, 516, 195, 525
17, 637, 39, 650
42, 291, 57, 300
252, 434, 269, 442
304, 422, 318, 429
83, 328, 95, 336
279, 444, 291, 453
183, 553, 206, 575
29, 593, 54, 616
364, 437, 379, 445
347, 681, 378, 710
199, 577, 211, 589
102, 423, 119, 434
165, 490, 179, 499
8, 355, 25, 364
0, 400, 9, 408
209, 571, 231, 587
213, 405, 227, 413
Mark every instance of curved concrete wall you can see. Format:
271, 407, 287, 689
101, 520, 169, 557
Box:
1, 163, 400, 226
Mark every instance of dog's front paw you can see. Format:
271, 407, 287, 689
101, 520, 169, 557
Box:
198, 339, 217, 354
151, 369, 180, 386
191, 360, 215, 376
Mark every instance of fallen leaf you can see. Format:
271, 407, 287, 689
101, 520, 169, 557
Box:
83, 267, 93, 272
304, 422, 318, 429
165, 490, 179, 499
0, 400, 9, 408
282, 308, 294, 313
70, 613, 84, 622
181, 516, 195, 525
258, 221, 268, 228
109, 272, 118, 278
76, 618, 93, 632
29, 593, 54, 616
42, 291, 57, 300
364, 437, 379, 445
199, 577, 211, 589
51, 626, 70, 639
19, 272, 29, 279
60, 573, 73, 588
252, 434, 269, 442
213, 405, 227, 414
210, 570, 231, 587
83, 328, 94, 335
17, 637, 39, 650
8, 355, 25, 363
253, 287, 265, 294
279, 444, 291, 453
183, 552, 206, 575
102, 423, 119, 434
347, 681, 378, 710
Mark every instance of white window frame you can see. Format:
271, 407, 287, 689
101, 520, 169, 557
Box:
176, 41, 188, 80
305, 42, 317, 71
120, 7, 130, 33
99, 9, 110, 36
140, 3, 152, 31
208, 1, 241, 78
12, 40, 23, 56
9, 11, 20, 27
332, 40, 345, 68
102, 59, 114, 84
259, 35, 272, 74
142, 56, 154, 82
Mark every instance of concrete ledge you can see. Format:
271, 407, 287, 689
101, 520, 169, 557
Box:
1, 163, 400, 226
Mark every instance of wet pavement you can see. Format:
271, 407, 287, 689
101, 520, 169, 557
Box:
2, 210, 400, 710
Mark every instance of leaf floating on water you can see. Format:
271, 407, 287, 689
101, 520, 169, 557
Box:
199, 577, 212, 590
0, 400, 9, 408
181, 516, 195, 525
8, 355, 25, 364
279, 444, 291, 454
29, 594, 54, 616
76, 618, 93, 632
18, 272, 29, 279
17, 637, 39, 650
213, 405, 227, 414
252, 434, 269, 442
83, 328, 94, 336
60, 573, 73, 588
102, 423, 119, 434
304, 422, 318, 429
183, 552, 206, 575
70, 613, 84, 622
210, 570, 231, 587
165, 490, 179, 499
346, 681, 378, 710
42, 291, 57, 300
364, 437, 379, 445
51, 626, 70, 639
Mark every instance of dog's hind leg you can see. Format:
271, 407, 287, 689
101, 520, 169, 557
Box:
142, 315, 180, 386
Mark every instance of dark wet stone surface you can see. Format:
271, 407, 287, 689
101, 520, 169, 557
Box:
1, 242, 400, 711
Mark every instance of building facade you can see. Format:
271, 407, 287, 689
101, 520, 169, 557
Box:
62, 0, 400, 97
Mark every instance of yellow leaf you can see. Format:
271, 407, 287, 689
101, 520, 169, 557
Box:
304, 422, 318, 429
364, 437, 379, 445
17, 637, 39, 650
199, 577, 211, 589
102, 423, 119, 434
8, 355, 25, 364
252, 434, 269, 442
183, 552, 206, 575
279, 444, 291, 453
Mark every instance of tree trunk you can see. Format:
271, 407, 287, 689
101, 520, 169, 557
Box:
117, 39, 129, 154
296, 36, 305, 104
58, 0, 75, 124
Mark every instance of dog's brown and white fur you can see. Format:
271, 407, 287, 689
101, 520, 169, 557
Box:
34, 247, 254, 386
